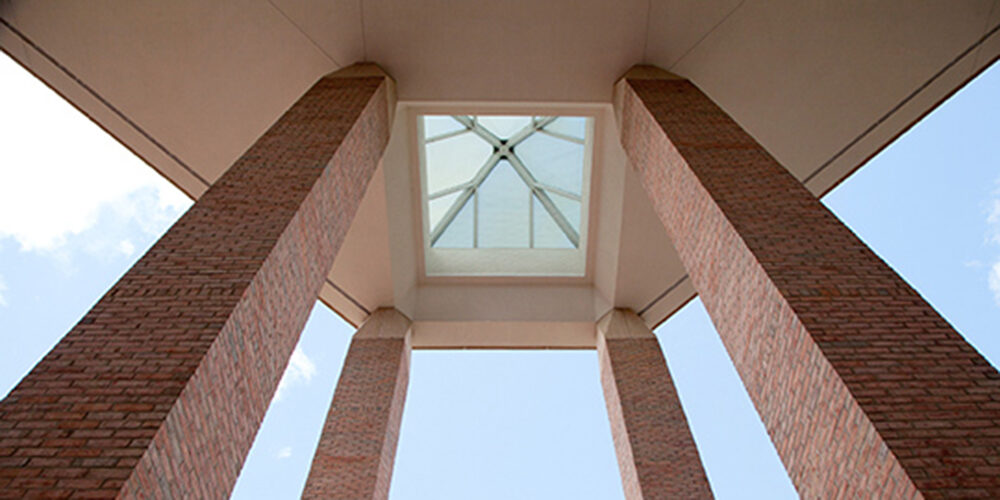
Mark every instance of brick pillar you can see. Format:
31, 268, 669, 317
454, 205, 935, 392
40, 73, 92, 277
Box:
597, 309, 713, 500
615, 65, 1000, 498
0, 64, 395, 499
302, 308, 411, 500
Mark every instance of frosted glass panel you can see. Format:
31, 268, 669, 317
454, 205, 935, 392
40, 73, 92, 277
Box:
425, 132, 493, 194
516, 132, 584, 195
424, 115, 466, 139
533, 196, 573, 248
550, 192, 581, 231
428, 191, 461, 230
436, 196, 474, 248
478, 116, 532, 139
478, 160, 529, 248
544, 117, 586, 140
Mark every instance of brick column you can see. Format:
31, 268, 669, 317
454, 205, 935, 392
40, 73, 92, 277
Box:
0, 64, 395, 499
302, 308, 411, 500
597, 309, 713, 500
615, 65, 1000, 498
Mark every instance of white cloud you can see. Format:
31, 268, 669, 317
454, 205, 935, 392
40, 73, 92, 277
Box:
0, 274, 8, 307
0, 54, 190, 253
118, 240, 136, 257
274, 346, 317, 402
276, 446, 292, 460
989, 197, 1000, 246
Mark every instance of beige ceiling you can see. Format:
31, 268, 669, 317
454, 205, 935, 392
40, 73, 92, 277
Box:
2, 0, 997, 346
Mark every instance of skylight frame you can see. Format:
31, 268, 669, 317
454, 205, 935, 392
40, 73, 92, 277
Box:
416, 112, 595, 278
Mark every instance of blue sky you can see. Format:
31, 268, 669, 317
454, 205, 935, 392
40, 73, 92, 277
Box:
1, 48, 998, 499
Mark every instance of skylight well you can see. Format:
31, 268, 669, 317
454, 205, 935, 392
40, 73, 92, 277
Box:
419, 114, 593, 277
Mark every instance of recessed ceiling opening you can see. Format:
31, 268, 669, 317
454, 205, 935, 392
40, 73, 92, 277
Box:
418, 114, 594, 277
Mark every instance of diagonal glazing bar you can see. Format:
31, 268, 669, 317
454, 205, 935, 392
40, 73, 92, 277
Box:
429, 151, 502, 245
429, 181, 474, 200
506, 152, 580, 247
426, 127, 470, 144
508, 116, 557, 147
536, 181, 581, 201
453, 115, 502, 147
539, 128, 585, 145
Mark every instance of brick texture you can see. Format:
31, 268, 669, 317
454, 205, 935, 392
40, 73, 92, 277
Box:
597, 309, 713, 500
615, 66, 1000, 498
0, 65, 393, 499
302, 308, 411, 500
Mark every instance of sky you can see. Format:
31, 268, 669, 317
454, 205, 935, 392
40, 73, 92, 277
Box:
1, 47, 998, 499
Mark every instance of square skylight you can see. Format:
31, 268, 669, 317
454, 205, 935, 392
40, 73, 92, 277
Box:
418, 114, 593, 277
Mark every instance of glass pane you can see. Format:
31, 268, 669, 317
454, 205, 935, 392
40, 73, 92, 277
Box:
543, 116, 587, 141
532, 195, 573, 248
477, 116, 532, 139
515, 132, 584, 196
425, 132, 493, 194
424, 115, 466, 139
549, 192, 581, 231
478, 160, 530, 248
435, 196, 474, 248
428, 191, 462, 230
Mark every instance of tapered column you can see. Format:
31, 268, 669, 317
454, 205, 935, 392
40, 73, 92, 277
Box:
0, 64, 394, 499
597, 309, 712, 500
615, 65, 1000, 498
302, 308, 411, 500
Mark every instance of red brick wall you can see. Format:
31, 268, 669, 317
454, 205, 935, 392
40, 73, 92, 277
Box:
598, 309, 713, 499
617, 70, 1000, 498
0, 67, 392, 499
302, 308, 411, 500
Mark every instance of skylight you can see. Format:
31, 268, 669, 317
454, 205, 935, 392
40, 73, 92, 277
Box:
419, 114, 593, 277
